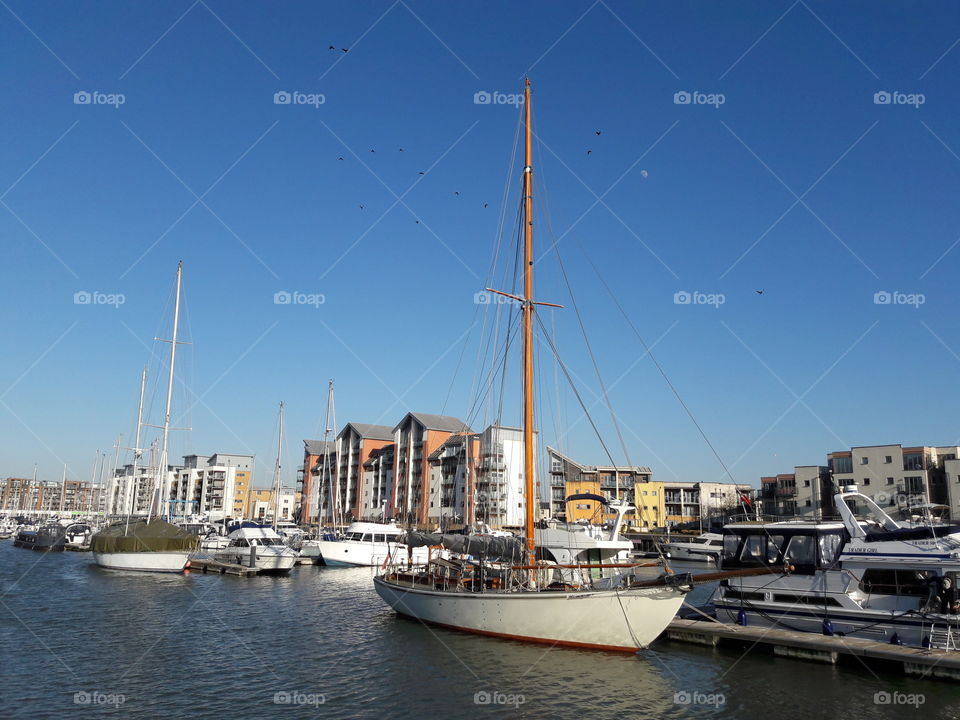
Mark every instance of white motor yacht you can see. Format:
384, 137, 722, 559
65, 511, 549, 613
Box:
311, 521, 430, 567
712, 485, 960, 649
213, 522, 297, 573
661, 532, 723, 563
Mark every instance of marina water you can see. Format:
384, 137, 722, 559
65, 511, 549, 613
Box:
2, 544, 958, 719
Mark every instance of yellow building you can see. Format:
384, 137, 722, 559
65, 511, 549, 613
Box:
563, 477, 606, 523
634, 481, 665, 529
232, 470, 252, 518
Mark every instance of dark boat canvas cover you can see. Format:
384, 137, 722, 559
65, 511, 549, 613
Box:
91, 519, 198, 554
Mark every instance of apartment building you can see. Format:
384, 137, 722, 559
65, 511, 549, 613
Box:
762, 443, 960, 519
391, 412, 471, 526
167, 453, 252, 521
546, 447, 651, 523
361, 444, 394, 520
0, 476, 98, 515
248, 486, 298, 521
336, 423, 394, 521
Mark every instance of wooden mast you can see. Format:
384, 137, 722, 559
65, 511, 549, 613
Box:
522, 78, 536, 567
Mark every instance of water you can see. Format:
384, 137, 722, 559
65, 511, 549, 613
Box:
1, 545, 958, 719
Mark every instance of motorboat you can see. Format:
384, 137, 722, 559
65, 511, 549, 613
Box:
13, 522, 66, 551
711, 485, 960, 649
213, 522, 297, 573
312, 521, 430, 567
63, 522, 94, 550
661, 532, 723, 563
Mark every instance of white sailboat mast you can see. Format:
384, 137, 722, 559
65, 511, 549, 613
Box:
158, 261, 183, 522
127, 366, 147, 527
272, 401, 284, 531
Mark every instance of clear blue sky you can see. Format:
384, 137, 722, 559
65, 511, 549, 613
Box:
3, 1, 960, 490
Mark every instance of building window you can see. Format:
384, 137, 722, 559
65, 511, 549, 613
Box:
804, 480, 810, 487
863, 478, 870, 486
884, 456, 892, 464
887, 477, 894, 485
860, 457, 869, 465
805, 500, 811, 507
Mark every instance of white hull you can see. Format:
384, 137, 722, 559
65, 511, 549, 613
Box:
662, 545, 718, 563
316, 540, 429, 567
92, 551, 191, 573
373, 576, 684, 651
213, 549, 296, 572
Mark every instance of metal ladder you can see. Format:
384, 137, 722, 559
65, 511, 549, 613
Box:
928, 624, 958, 651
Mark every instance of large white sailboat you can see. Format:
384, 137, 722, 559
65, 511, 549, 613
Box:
91, 262, 198, 572
373, 81, 690, 652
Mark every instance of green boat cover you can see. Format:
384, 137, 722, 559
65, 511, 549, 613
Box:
90, 519, 198, 554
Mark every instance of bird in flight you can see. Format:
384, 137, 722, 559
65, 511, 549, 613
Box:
328, 45, 335, 50
595, 130, 602, 136
755, 289, 764, 295
337, 157, 344, 161
359, 204, 364, 209
342, 48, 349, 53
586, 150, 592, 155
483, 203, 488, 208
454, 191, 460, 196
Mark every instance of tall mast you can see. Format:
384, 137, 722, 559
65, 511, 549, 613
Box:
59, 464, 66, 513
320, 380, 335, 526
158, 261, 183, 521
272, 401, 284, 531
127, 366, 147, 529
522, 78, 536, 566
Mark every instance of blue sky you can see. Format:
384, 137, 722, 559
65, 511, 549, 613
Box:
3, 1, 960, 490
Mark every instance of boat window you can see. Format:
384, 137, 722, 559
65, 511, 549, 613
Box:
374, 534, 386, 543
723, 533, 739, 560
235, 539, 249, 547
783, 535, 815, 567
739, 535, 764, 562
361, 534, 372, 542
766, 535, 785, 563
818, 533, 842, 566
860, 569, 935, 596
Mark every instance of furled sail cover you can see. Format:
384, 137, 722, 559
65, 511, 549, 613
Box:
441, 534, 525, 563
399, 531, 443, 548
91, 520, 198, 554
399, 532, 525, 563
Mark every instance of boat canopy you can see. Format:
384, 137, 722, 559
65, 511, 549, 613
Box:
91, 519, 199, 554
400, 531, 525, 563
564, 493, 607, 505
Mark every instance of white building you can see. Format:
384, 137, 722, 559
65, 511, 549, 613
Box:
251, 486, 297, 521
168, 454, 252, 521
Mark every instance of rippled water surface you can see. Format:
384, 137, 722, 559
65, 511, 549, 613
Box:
2, 544, 959, 719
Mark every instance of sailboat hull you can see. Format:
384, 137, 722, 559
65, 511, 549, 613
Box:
92, 551, 191, 573
373, 576, 684, 651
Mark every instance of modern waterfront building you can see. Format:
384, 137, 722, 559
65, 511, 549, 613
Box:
390, 412, 471, 526
335, 423, 394, 521
0, 476, 100, 515
546, 447, 651, 523
761, 443, 960, 519
163, 453, 253, 521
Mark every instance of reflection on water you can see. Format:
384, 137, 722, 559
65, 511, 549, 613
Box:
1, 547, 958, 719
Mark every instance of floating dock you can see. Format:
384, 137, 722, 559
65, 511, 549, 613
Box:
187, 557, 260, 577
664, 618, 960, 680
